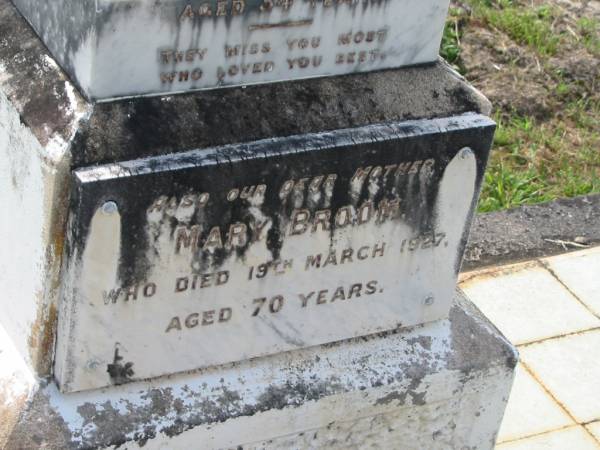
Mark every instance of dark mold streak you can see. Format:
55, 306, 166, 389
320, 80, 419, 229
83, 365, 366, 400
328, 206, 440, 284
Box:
68, 118, 493, 290
107, 347, 135, 386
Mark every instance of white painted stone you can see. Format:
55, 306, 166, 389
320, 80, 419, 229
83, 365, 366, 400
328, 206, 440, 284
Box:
0, 85, 85, 375
0, 322, 35, 412
0, 293, 518, 449
12, 0, 451, 100
54, 117, 485, 393
0, 321, 35, 448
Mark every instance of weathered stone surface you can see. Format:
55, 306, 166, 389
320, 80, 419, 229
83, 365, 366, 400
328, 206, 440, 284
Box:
0, 21, 87, 375
11, 0, 450, 100
56, 114, 494, 393
1, 291, 518, 449
70, 62, 491, 166
0, 3, 514, 447
0, 0, 490, 167
0, 0, 492, 381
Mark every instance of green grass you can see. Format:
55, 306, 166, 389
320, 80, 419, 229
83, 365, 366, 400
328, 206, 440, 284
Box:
479, 165, 551, 212
440, 8, 464, 66
440, 1, 600, 212
466, 0, 562, 55
577, 17, 600, 56
479, 111, 600, 212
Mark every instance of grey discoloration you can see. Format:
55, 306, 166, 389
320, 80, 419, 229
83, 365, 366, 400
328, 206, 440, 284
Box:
0, 0, 89, 148
407, 335, 433, 351
0, 2, 512, 447
10, 0, 96, 96
1, 0, 488, 169
1, 0, 492, 385
9, 0, 449, 100
2, 382, 73, 450
465, 194, 600, 271
107, 348, 135, 386
374, 390, 405, 406
71, 61, 491, 167
70, 379, 344, 445
68, 115, 492, 283
56, 113, 494, 392
376, 364, 431, 407
1, 292, 515, 449
449, 293, 519, 376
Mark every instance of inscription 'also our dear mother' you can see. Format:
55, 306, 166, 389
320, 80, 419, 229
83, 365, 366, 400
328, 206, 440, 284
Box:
146, 159, 434, 256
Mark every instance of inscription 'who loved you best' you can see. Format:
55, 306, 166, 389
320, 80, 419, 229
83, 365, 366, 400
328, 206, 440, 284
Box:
158, 0, 392, 86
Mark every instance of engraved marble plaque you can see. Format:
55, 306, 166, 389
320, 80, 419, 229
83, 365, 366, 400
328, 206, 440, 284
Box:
11, 0, 451, 100
55, 115, 495, 392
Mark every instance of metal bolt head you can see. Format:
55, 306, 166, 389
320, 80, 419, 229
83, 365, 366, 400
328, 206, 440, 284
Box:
102, 201, 119, 215
458, 147, 473, 160
424, 296, 435, 306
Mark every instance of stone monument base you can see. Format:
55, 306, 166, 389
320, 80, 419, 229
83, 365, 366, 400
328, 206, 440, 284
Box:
0, 291, 517, 449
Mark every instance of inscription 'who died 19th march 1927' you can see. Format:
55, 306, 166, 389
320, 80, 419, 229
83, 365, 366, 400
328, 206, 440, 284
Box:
55, 115, 494, 393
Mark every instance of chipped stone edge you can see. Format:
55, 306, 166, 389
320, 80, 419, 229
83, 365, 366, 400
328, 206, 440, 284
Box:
0, 23, 90, 377
438, 57, 493, 117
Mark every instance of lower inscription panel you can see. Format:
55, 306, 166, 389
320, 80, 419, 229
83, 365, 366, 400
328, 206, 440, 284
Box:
55, 114, 495, 392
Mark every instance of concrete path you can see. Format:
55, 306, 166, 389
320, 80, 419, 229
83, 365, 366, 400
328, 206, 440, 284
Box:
461, 246, 600, 449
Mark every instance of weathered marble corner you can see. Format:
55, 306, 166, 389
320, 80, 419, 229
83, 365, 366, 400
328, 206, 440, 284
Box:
0, 0, 90, 376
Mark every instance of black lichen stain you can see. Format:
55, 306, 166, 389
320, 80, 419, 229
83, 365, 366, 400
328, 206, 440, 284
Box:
374, 390, 405, 406
97, 120, 488, 288
107, 347, 135, 385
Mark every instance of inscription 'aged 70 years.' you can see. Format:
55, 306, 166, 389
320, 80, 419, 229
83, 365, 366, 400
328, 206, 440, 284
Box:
55, 115, 495, 393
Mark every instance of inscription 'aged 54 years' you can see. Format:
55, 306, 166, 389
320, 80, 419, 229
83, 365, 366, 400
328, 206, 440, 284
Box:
54, 115, 495, 393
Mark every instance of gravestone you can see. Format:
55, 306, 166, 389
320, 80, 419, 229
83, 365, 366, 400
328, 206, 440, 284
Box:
0, 0, 517, 447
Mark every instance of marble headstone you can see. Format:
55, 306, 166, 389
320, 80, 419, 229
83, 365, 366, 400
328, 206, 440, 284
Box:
11, 0, 451, 100
55, 114, 494, 393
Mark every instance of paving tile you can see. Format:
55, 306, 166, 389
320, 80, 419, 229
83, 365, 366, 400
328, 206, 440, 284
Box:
586, 421, 600, 443
497, 364, 573, 443
459, 261, 528, 284
461, 264, 600, 345
496, 426, 600, 450
545, 247, 600, 317
520, 330, 600, 424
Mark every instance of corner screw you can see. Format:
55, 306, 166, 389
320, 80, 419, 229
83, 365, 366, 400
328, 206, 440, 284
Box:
424, 296, 435, 306
102, 201, 119, 215
459, 147, 473, 159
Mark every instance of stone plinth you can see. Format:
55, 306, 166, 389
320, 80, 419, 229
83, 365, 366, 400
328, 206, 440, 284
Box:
0, 292, 518, 449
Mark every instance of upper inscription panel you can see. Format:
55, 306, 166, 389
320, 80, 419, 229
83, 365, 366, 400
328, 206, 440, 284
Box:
55, 115, 494, 393
11, 0, 450, 100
